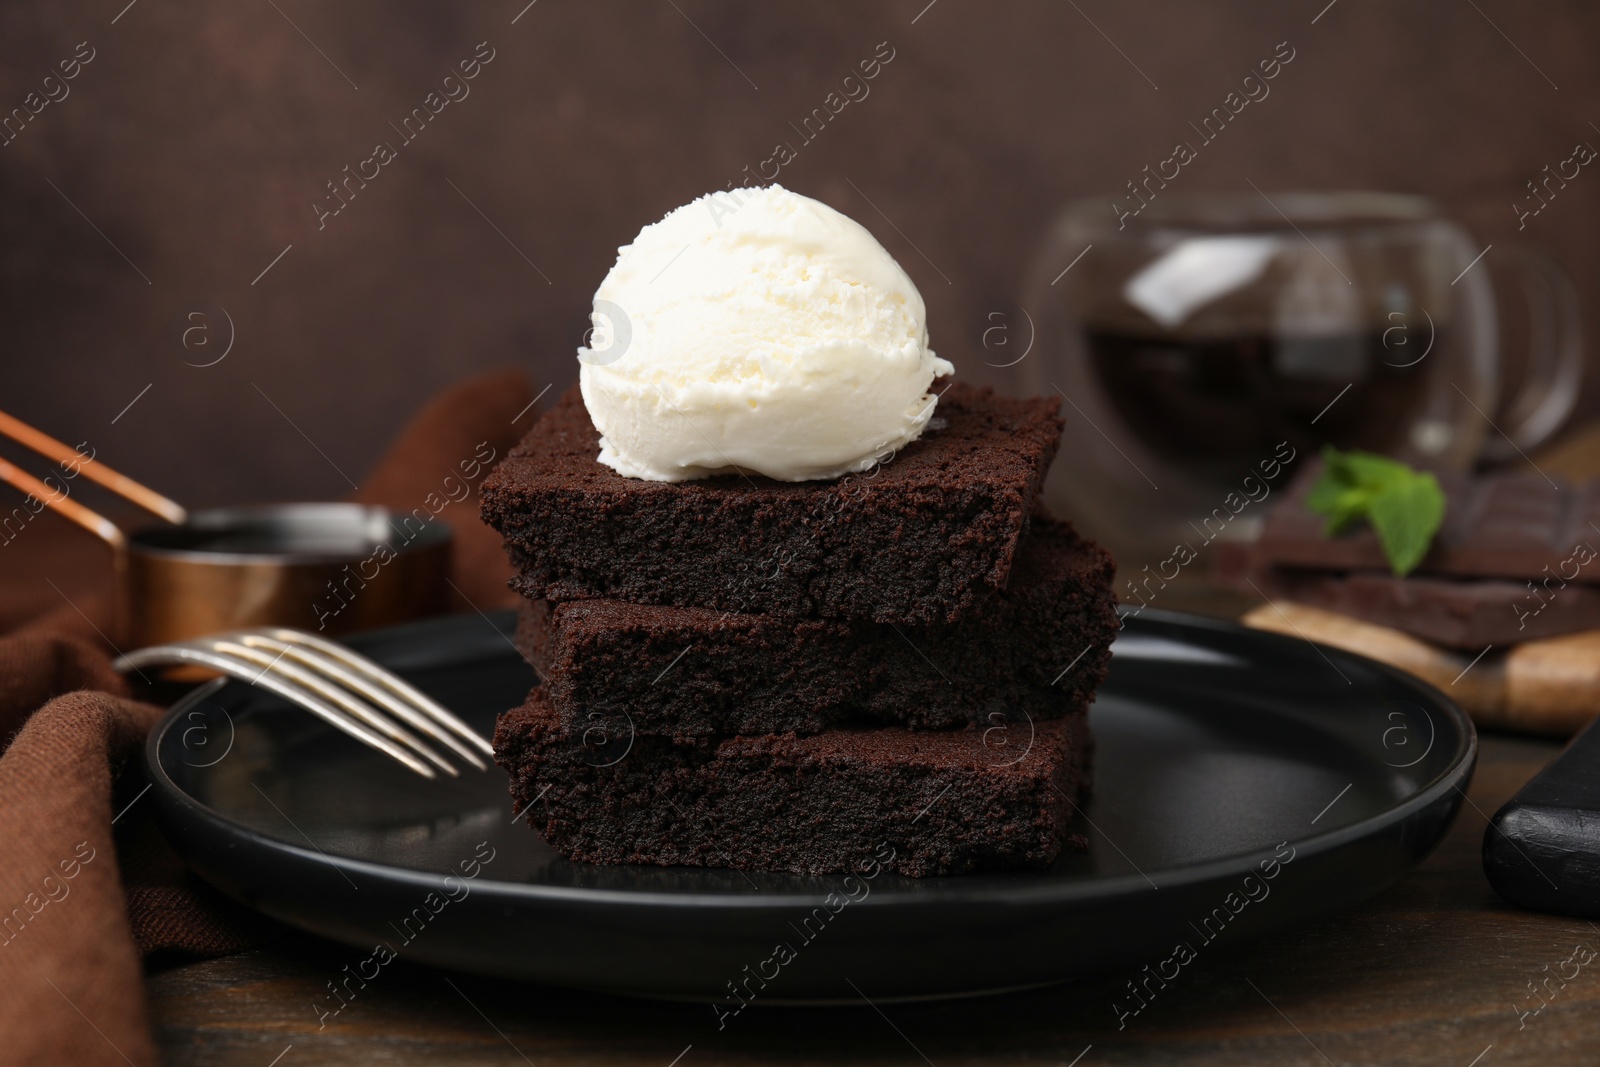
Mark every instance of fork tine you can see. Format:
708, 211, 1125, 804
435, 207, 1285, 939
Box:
234, 634, 489, 771
114, 644, 438, 778
210, 640, 460, 777
260, 628, 496, 758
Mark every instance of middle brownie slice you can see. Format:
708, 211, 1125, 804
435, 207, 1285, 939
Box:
516, 518, 1119, 737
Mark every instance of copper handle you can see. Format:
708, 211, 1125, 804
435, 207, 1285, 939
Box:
0, 409, 187, 524
0, 456, 126, 550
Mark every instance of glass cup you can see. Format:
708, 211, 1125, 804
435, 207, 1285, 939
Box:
1020, 191, 1583, 564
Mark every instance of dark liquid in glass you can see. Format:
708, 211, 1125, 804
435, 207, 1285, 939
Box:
1086, 327, 1431, 483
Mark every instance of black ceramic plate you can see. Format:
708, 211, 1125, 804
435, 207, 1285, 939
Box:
146, 608, 1474, 1002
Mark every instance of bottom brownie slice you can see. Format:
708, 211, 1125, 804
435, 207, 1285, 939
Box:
494, 688, 1091, 877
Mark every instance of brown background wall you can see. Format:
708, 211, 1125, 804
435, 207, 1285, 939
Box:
2, 0, 1598, 507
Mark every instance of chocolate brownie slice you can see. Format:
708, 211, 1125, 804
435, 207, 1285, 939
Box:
515, 519, 1118, 736
494, 687, 1089, 877
480, 382, 1064, 624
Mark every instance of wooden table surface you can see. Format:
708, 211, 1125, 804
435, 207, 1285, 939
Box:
143, 589, 1600, 1066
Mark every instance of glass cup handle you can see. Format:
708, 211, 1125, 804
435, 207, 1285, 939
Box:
1480, 246, 1585, 462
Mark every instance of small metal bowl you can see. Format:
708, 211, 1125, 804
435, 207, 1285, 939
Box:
119, 503, 452, 648
0, 409, 452, 648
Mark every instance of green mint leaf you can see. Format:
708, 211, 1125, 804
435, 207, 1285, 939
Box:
1367, 472, 1446, 576
1317, 490, 1374, 536
1304, 458, 1354, 514
1305, 446, 1377, 535
1334, 450, 1412, 487
1304, 447, 1446, 575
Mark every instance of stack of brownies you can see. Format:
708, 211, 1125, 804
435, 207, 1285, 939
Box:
481, 381, 1120, 877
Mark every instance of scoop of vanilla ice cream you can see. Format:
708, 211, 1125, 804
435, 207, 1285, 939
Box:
577, 185, 954, 482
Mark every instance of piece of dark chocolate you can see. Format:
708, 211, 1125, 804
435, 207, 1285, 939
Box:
1248, 567, 1600, 649
1258, 464, 1600, 583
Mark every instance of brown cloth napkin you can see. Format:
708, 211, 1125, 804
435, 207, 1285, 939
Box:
0, 369, 535, 1065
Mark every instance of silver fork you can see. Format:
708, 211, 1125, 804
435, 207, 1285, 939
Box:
115, 627, 494, 779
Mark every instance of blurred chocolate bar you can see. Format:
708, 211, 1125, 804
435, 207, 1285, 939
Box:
1234, 462, 1600, 649
1258, 466, 1600, 583
1256, 568, 1600, 649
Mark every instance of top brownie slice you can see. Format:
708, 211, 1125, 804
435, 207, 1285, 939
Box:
480, 381, 1063, 624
